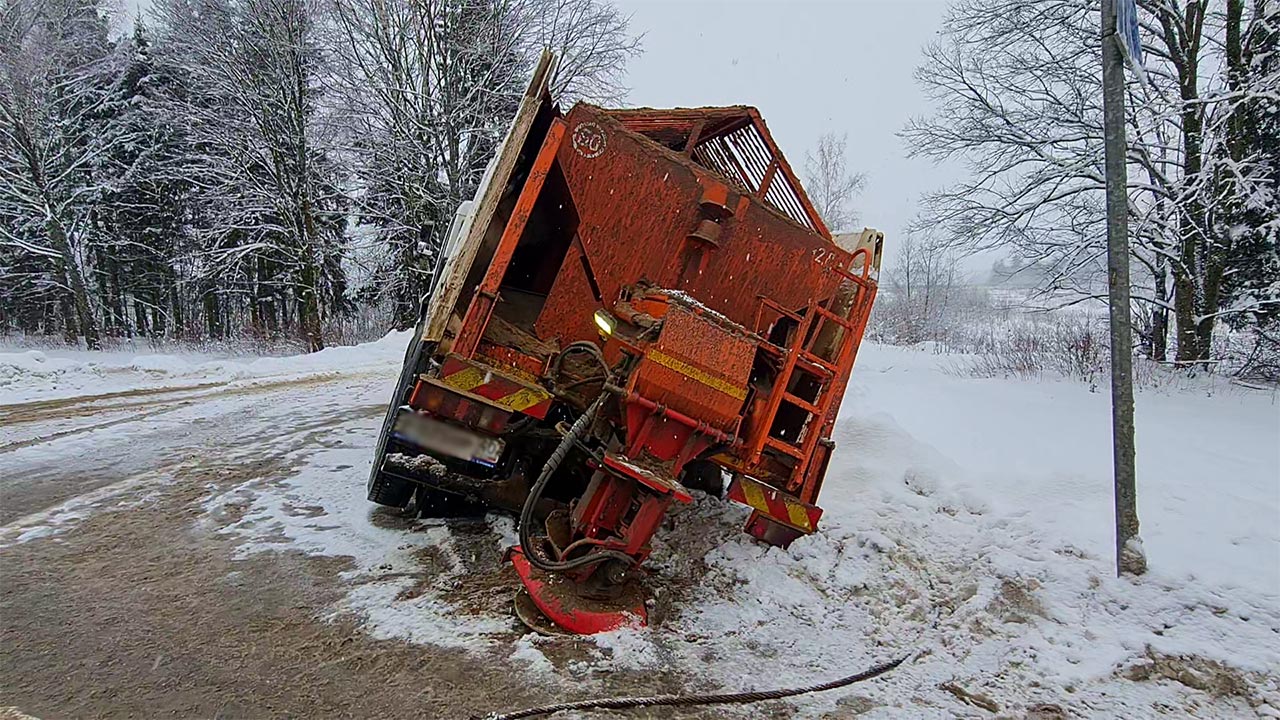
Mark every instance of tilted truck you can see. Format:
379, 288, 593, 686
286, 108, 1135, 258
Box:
367, 54, 884, 634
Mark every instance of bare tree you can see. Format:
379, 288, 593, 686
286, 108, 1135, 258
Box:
903, 0, 1279, 364
803, 131, 865, 234
875, 233, 961, 344
327, 0, 640, 328
326, 0, 524, 327
528, 0, 641, 103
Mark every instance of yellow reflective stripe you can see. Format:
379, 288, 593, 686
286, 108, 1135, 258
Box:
441, 366, 550, 413
739, 476, 814, 532
441, 366, 487, 392
787, 502, 813, 532
500, 386, 550, 412
741, 479, 768, 513
646, 349, 748, 401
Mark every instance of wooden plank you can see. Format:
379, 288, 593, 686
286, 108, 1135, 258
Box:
423, 50, 556, 343
453, 120, 567, 357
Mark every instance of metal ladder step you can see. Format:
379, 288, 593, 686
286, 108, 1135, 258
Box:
781, 392, 820, 414
796, 352, 837, 377
764, 436, 806, 459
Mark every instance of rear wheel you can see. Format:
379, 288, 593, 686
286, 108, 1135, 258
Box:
367, 329, 433, 508
368, 472, 416, 508
410, 482, 488, 518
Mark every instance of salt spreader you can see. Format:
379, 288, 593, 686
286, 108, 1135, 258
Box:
367, 54, 884, 634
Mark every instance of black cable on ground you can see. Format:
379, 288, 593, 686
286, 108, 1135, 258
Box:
477, 653, 910, 720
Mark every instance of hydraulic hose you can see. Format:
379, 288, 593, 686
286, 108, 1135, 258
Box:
517, 392, 633, 573
549, 341, 610, 389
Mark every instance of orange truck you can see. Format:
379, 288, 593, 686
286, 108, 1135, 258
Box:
367, 54, 883, 634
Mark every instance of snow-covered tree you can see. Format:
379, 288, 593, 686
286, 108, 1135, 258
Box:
0, 0, 639, 345
91, 19, 195, 337
329, 0, 524, 328
904, 0, 1280, 365
0, 0, 121, 348
1216, 1, 1279, 350
152, 0, 348, 350
329, 0, 639, 329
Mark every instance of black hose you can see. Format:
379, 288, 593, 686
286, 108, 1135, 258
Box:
517, 392, 632, 573
550, 341, 610, 391
556, 375, 608, 393
477, 653, 909, 719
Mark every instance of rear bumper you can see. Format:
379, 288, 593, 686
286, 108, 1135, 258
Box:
727, 474, 823, 548
422, 355, 553, 419
380, 448, 532, 513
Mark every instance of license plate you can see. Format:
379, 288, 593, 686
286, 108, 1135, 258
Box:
393, 409, 505, 466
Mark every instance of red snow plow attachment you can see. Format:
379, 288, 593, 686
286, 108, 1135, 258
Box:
367, 52, 884, 634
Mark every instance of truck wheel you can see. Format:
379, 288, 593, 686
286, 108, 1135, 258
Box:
412, 482, 489, 518
367, 330, 433, 507
368, 472, 416, 508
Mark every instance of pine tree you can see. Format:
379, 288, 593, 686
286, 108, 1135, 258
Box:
1219, 2, 1279, 333
92, 19, 194, 338
152, 0, 348, 350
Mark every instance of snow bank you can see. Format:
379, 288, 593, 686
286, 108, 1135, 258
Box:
625, 403, 1280, 716
0, 330, 413, 405
849, 344, 1280, 596
0, 351, 85, 393
617, 344, 1279, 716
194, 340, 1279, 716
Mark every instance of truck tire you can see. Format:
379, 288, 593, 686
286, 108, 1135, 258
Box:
368, 472, 416, 508
680, 459, 726, 497
367, 328, 432, 508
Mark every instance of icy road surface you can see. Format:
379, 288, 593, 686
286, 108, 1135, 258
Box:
1, 334, 1277, 718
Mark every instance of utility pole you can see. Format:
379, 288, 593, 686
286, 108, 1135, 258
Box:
1101, 0, 1146, 577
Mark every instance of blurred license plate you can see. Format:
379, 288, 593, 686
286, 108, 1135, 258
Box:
393, 409, 505, 465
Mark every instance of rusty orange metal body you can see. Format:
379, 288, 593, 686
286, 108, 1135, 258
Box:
526, 104, 879, 515
370, 89, 881, 634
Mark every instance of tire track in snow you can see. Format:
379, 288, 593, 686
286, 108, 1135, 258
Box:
0, 402, 197, 455
0, 370, 390, 527
0, 380, 225, 425
0, 369, 389, 454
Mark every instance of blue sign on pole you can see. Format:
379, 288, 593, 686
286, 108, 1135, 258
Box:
1116, 0, 1143, 67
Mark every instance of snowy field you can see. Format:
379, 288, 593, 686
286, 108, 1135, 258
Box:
2, 334, 1277, 717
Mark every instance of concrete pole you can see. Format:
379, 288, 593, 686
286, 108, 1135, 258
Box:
1101, 0, 1145, 576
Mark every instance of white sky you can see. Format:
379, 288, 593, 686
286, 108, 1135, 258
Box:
612, 0, 963, 273
116, 0, 971, 274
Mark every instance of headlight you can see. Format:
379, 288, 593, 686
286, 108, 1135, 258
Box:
594, 309, 616, 336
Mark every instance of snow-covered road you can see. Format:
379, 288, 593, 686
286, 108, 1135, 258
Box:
1, 336, 1277, 718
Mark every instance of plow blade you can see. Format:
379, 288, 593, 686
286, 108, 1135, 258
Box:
506, 546, 647, 635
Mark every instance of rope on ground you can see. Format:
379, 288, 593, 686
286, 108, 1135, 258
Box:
476, 653, 910, 720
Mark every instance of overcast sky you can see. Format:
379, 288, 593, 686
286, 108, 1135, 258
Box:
612, 0, 960, 272
116, 0, 967, 273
